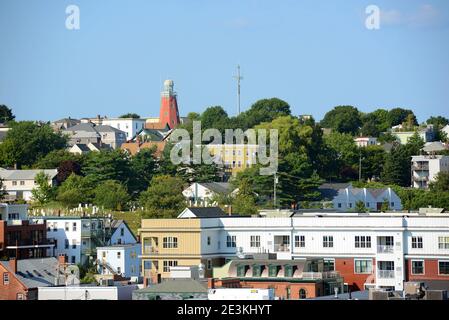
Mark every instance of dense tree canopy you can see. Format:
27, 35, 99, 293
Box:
119, 113, 140, 118
93, 180, 130, 211
0, 105, 15, 124
320, 106, 362, 135
0, 122, 67, 168
387, 108, 417, 127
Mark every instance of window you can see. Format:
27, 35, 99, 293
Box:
323, 236, 334, 248
12, 181, 17, 186
65, 222, 69, 231
295, 235, 305, 248
438, 261, 449, 275
355, 236, 371, 248
226, 236, 236, 247
412, 236, 423, 249
65, 239, 69, 249
355, 259, 373, 274
391, 202, 395, 207
163, 260, 178, 272
53, 223, 58, 231
438, 237, 449, 249
207, 259, 212, 270
299, 289, 307, 299
102, 251, 106, 258
3, 272, 9, 285
163, 237, 178, 248
324, 259, 335, 272
120, 227, 125, 237
72, 240, 76, 249
250, 236, 260, 248
117, 267, 121, 274
366, 203, 370, 207
20, 181, 25, 186
117, 252, 121, 259
411, 260, 424, 275
16, 293, 25, 300
71, 256, 76, 264
72, 222, 77, 232
207, 237, 211, 246
338, 203, 342, 208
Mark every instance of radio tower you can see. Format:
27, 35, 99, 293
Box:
233, 65, 243, 115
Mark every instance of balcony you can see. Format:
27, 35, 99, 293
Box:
412, 175, 429, 182
302, 271, 340, 280
143, 246, 159, 255
273, 244, 290, 252
412, 164, 429, 171
6, 239, 55, 249
377, 270, 395, 279
377, 245, 394, 253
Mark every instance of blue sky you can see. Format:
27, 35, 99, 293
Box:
0, 0, 448, 123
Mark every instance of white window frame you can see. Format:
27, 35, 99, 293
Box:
3, 272, 10, 285
226, 236, 236, 248
411, 259, 425, 275
323, 236, 334, 248
438, 237, 449, 250
438, 260, 449, 276
411, 236, 423, 249
354, 259, 373, 274
294, 235, 305, 248
250, 235, 261, 248
163, 237, 178, 249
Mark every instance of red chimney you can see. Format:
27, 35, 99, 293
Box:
159, 80, 180, 129
208, 278, 215, 289
9, 258, 17, 274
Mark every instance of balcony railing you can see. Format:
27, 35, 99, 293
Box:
302, 271, 340, 280
6, 239, 54, 248
143, 246, 159, 254
412, 175, 429, 182
377, 270, 395, 279
412, 164, 429, 171
274, 244, 290, 252
377, 245, 394, 253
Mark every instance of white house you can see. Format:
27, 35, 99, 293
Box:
442, 124, 449, 137
182, 182, 237, 207
96, 244, 141, 278
38, 217, 110, 265
354, 137, 378, 148
0, 168, 58, 201
411, 155, 449, 189
332, 187, 402, 211
0, 203, 28, 220
102, 117, 146, 141
107, 220, 138, 245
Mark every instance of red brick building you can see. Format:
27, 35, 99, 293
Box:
0, 256, 65, 300
0, 219, 53, 260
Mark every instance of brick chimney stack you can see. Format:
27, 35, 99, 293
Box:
9, 258, 17, 274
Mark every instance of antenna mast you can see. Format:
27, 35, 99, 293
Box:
233, 65, 243, 115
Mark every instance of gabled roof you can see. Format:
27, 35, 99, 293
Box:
199, 182, 232, 195
71, 144, 91, 152
178, 207, 227, 218
0, 258, 60, 289
0, 169, 58, 181
106, 219, 137, 242
318, 183, 351, 200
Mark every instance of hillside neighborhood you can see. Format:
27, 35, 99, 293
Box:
1, 78, 449, 301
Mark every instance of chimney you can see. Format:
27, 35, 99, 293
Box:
58, 254, 67, 265
9, 258, 17, 274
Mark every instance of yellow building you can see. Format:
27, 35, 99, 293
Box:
204, 144, 259, 176
139, 210, 227, 283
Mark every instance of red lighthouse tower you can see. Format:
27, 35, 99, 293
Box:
159, 79, 180, 129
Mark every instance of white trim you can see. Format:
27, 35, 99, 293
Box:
438, 260, 449, 276
354, 258, 373, 274
410, 259, 425, 275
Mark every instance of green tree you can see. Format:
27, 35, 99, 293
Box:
236, 98, 291, 130
231, 178, 257, 215
381, 199, 390, 212
387, 108, 417, 127
0, 177, 7, 201
426, 116, 449, 128
0, 122, 67, 168
320, 106, 362, 135
0, 105, 15, 124
430, 172, 449, 192
119, 113, 140, 119
355, 200, 367, 213
31, 172, 55, 205
381, 145, 411, 186
129, 147, 157, 196
33, 149, 83, 169
57, 174, 93, 208
82, 149, 131, 186
200, 106, 231, 131
139, 175, 187, 218
93, 180, 130, 211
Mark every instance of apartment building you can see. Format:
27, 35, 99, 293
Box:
35, 217, 111, 265
204, 144, 259, 176
139, 211, 449, 291
101, 117, 146, 140
0, 168, 58, 201
1, 204, 53, 259
411, 155, 449, 189
97, 243, 141, 278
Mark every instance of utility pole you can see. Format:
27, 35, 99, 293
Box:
233, 65, 243, 115
273, 173, 278, 208
359, 150, 362, 182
